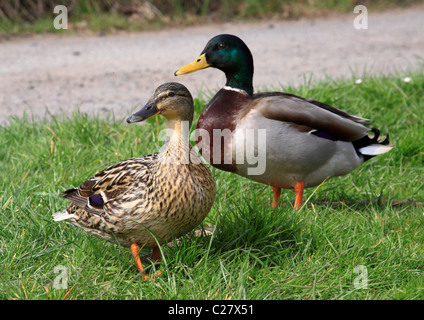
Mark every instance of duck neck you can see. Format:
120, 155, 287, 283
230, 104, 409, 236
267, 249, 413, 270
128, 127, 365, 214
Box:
222, 49, 254, 95
225, 69, 254, 96
158, 119, 192, 165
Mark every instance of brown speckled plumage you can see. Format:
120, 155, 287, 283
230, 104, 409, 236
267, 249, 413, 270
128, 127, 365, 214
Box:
53, 83, 216, 270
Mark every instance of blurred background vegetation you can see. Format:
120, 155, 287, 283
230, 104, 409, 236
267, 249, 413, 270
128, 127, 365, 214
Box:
0, 0, 422, 34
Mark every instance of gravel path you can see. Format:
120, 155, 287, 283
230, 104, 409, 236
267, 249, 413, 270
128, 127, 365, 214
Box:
0, 7, 423, 124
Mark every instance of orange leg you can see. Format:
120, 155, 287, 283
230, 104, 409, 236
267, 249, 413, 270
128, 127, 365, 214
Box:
272, 186, 281, 208
131, 243, 161, 280
131, 243, 144, 273
294, 181, 304, 209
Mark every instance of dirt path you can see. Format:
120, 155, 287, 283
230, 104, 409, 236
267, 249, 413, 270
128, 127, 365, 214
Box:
0, 7, 423, 124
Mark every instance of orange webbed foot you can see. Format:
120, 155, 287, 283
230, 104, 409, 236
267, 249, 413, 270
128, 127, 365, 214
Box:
131, 243, 162, 281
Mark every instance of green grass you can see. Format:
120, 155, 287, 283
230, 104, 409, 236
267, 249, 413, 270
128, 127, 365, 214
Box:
0, 70, 423, 300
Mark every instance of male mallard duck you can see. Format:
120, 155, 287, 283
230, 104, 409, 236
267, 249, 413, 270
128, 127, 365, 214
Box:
53, 82, 216, 279
175, 34, 392, 209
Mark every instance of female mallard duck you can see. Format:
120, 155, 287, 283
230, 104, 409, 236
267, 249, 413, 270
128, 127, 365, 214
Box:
175, 34, 392, 209
53, 82, 216, 279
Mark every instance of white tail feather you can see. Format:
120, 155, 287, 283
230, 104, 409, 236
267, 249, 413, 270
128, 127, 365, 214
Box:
53, 210, 75, 222
359, 144, 393, 156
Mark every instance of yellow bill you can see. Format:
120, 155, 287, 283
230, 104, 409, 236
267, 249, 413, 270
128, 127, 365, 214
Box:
174, 53, 209, 76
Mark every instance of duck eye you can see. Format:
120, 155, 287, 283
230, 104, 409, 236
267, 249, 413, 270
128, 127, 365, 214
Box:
168, 92, 175, 97
218, 43, 226, 50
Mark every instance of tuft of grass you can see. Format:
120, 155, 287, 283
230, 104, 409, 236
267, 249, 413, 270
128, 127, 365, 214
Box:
0, 70, 423, 300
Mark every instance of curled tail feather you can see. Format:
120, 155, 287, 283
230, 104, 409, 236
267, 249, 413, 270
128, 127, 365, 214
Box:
353, 128, 393, 161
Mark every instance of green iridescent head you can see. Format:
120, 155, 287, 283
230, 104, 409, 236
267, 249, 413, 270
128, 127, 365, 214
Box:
175, 34, 254, 95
